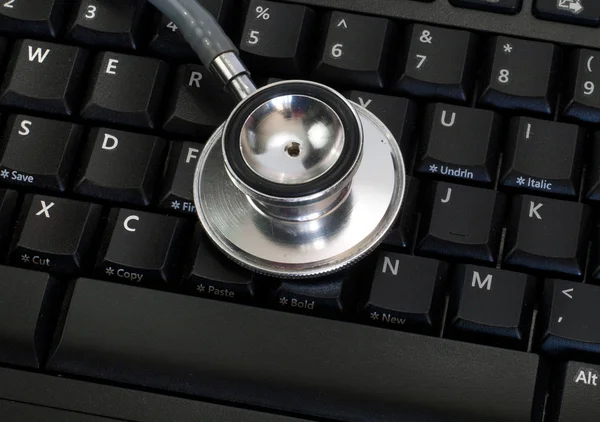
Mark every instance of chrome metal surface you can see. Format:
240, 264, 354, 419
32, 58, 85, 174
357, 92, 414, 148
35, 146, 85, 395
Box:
240, 95, 345, 185
210, 52, 257, 101
194, 98, 405, 278
228, 74, 257, 102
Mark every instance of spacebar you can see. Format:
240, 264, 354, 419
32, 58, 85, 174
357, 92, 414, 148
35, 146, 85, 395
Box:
48, 278, 543, 422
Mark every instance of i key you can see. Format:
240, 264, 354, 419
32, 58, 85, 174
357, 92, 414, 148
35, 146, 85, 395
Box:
96, 209, 190, 285
448, 265, 535, 349
67, 0, 148, 50
74, 128, 166, 206
240, 0, 315, 76
393, 24, 476, 102
313, 11, 396, 88
364, 252, 446, 334
504, 195, 590, 277
479, 36, 559, 115
158, 142, 201, 214
416, 104, 501, 185
564, 49, 600, 124
500, 117, 584, 198
9, 195, 102, 274
0, 39, 88, 115
417, 182, 505, 264
0, 0, 67, 38
81, 52, 168, 128
0, 115, 82, 191
163, 65, 234, 137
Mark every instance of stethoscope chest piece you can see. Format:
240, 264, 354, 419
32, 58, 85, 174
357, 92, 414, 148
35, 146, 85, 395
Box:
193, 80, 406, 278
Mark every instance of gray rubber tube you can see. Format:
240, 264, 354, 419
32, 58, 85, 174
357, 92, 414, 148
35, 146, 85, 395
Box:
148, 0, 237, 66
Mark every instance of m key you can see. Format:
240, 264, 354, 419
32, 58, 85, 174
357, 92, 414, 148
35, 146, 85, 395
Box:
504, 196, 590, 277
417, 182, 505, 263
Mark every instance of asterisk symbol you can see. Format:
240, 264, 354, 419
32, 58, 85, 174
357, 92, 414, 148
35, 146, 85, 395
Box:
21, 254, 30, 263
196, 284, 205, 293
429, 164, 438, 173
370, 311, 379, 321
171, 200, 181, 210
503, 44, 513, 54
279, 297, 289, 306
0, 169, 9, 179
105, 267, 114, 276
516, 176, 526, 186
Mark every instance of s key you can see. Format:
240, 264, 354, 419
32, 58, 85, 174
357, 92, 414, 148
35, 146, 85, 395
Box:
504, 196, 590, 278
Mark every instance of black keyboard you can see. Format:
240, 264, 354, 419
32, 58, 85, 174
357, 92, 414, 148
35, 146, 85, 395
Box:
2, 0, 600, 421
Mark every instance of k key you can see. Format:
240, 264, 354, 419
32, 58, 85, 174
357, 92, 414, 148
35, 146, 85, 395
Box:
504, 195, 590, 277
564, 49, 600, 124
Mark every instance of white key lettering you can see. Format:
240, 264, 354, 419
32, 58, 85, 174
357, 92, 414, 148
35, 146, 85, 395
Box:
441, 188, 452, 203
441, 110, 456, 127
381, 256, 399, 276
18, 120, 32, 136
36, 201, 55, 218
186, 147, 200, 163
105, 58, 119, 75
28, 46, 50, 63
188, 71, 203, 88
529, 201, 543, 220
471, 271, 492, 290
124, 215, 139, 232
101, 133, 118, 150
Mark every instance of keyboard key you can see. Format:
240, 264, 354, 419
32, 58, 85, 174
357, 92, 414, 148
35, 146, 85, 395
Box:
10, 195, 102, 274
449, 0, 522, 14
0, 0, 67, 37
364, 252, 446, 334
417, 182, 505, 263
448, 265, 535, 349
96, 208, 190, 286
74, 128, 166, 206
479, 36, 559, 115
504, 195, 590, 277
81, 52, 168, 129
540, 279, 600, 359
586, 226, 600, 281
585, 132, 600, 201
0, 189, 17, 258
158, 141, 201, 214
551, 361, 600, 422
183, 227, 255, 303
393, 24, 476, 102
313, 11, 396, 88
0, 266, 59, 368
564, 49, 600, 124
346, 91, 417, 172
500, 117, 583, 198
535, 0, 600, 26
416, 104, 501, 185
0, 115, 82, 191
47, 278, 544, 422
382, 176, 419, 250
163, 65, 233, 137
67, 0, 148, 50
240, 1, 315, 76
0, 39, 88, 115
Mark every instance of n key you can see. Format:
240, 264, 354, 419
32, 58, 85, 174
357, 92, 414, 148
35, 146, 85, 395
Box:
504, 195, 590, 277
10, 195, 102, 274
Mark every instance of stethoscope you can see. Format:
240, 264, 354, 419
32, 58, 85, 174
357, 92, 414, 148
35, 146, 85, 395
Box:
150, 0, 406, 278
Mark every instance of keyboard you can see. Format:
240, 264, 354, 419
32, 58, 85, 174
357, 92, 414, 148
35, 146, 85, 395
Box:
2, 0, 600, 420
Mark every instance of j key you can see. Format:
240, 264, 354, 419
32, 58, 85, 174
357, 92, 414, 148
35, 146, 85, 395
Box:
417, 182, 505, 263
74, 128, 166, 206
504, 195, 590, 277
416, 104, 501, 185
0, 266, 59, 368
564, 49, 600, 124
364, 252, 446, 334
500, 117, 583, 198
81, 52, 168, 129
158, 141, 201, 214
551, 361, 600, 422
163, 65, 233, 137
540, 279, 600, 359
448, 265, 535, 349
0, 115, 81, 191
382, 177, 419, 250
346, 91, 417, 172
67, 0, 148, 50
535, 0, 600, 26
313, 11, 396, 89
240, 1, 315, 76
48, 278, 543, 421
585, 133, 600, 201
0, 0, 67, 37
449, 0, 522, 14
96, 208, 189, 285
10, 195, 102, 274
393, 24, 476, 102
0, 189, 17, 259
183, 227, 255, 303
0, 40, 88, 115
480, 36, 559, 115
149, 0, 232, 60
